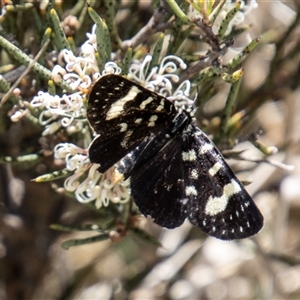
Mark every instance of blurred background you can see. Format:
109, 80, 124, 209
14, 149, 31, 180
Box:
0, 1, 300, 299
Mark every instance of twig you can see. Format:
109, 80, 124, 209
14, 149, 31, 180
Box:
0, 39, 50, 107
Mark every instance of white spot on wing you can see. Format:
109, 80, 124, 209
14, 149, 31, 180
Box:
208, 161, 223, 177
119, 123, 128, 132
106, 86, 140, 120
140, 96, 153, 109
148, 115, 158, 127
205, 179, 242, 216
185, 186, 197, 196
182, 149, 197, 161
120, 130, 133, 148
199, 143, 214, 155
121, 140, 127, 148
165, 183, 173, 191
180, 198, 188, 205
190, 169, 199, 179
156, 99, 165, 111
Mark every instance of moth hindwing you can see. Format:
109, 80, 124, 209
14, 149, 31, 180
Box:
87, 74, 263, 240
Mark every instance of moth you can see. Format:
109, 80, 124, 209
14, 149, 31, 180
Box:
87, 74, 263, 240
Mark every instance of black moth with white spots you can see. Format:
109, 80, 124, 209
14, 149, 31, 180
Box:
87, 74, 263, 240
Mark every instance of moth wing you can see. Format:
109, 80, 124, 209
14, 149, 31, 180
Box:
130, 135, 188, 228
87, 74, 176, 172
183, 126, 263, 240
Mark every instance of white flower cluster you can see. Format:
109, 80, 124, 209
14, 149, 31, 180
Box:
54, 143, 130, 208
128, 54, 194, 112
30, 91, 85, 135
